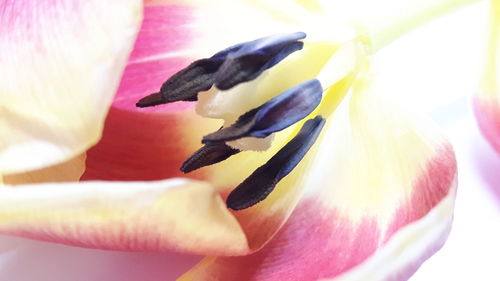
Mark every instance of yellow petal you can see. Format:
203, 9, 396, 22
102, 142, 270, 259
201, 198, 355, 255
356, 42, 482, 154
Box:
3, 154, 86, 185
0, 0, 142, 174
0, 178, 249, 255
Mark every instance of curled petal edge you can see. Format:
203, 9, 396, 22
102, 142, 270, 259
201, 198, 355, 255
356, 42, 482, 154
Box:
0, 178, 250, 256
327, 178, 457, 281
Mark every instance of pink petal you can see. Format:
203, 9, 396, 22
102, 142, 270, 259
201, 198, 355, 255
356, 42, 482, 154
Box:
474, 96, 500, 153
81, 106, 219, 181
82, 3, 217, 181
179, 79, 457, 281
0, 179, 249, 255
112, 4, 199, 111
473, 0, 500, 153
0, 0, 142, 174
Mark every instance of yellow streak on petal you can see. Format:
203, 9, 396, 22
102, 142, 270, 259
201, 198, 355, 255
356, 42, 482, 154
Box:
240, 0, 319, 24
295, 0, 323, 12
0, 0, 143, 174
304, 76, 448, 227
0, 179, 249, 255
479, 0, 500, 101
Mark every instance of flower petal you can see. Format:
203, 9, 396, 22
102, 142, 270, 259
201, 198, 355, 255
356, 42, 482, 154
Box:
473, 0, 500, 152
179, 77, 457, 280
0, 0, 142, 174
0, 178, 249, 255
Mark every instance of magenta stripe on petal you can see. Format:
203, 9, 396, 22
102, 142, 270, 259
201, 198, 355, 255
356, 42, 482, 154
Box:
181, 142, 457, 280
128, 5, 196, 62
82, 4, 210, 180
113, 57, 194, 111
112, 5, 200, 111
384, 144, 456, 241
190, 201, 381, 281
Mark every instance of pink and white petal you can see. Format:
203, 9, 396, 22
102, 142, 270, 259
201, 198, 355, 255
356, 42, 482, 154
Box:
328, 187, 455, 281
179, 77, 457, 281
473, 0, 500, 153
0, 179, 249, 256
0, 0, 142, 174
473, 99, 500, 152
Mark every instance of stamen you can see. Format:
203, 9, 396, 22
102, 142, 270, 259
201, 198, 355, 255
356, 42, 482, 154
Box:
159, 58, 223, 103
202, 79, 323, 143
136, 93, 165, 108
180, 142, 241, 173
135, 32, 306, 108
226, 116, 326, 210
136, 59, 222, 108
214, 32, 306, 90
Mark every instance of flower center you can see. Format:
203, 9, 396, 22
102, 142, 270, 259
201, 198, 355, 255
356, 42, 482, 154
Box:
137, 32, 331, 210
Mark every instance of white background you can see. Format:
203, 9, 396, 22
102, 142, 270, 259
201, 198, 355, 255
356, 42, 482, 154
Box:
373, 2, 500, 280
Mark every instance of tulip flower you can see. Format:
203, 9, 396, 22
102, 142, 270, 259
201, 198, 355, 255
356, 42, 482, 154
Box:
474, 0, 500, 152
0, 0, 482, 280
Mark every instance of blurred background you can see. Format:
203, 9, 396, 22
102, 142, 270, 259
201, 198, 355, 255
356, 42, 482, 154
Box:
376, 1, 500, 280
